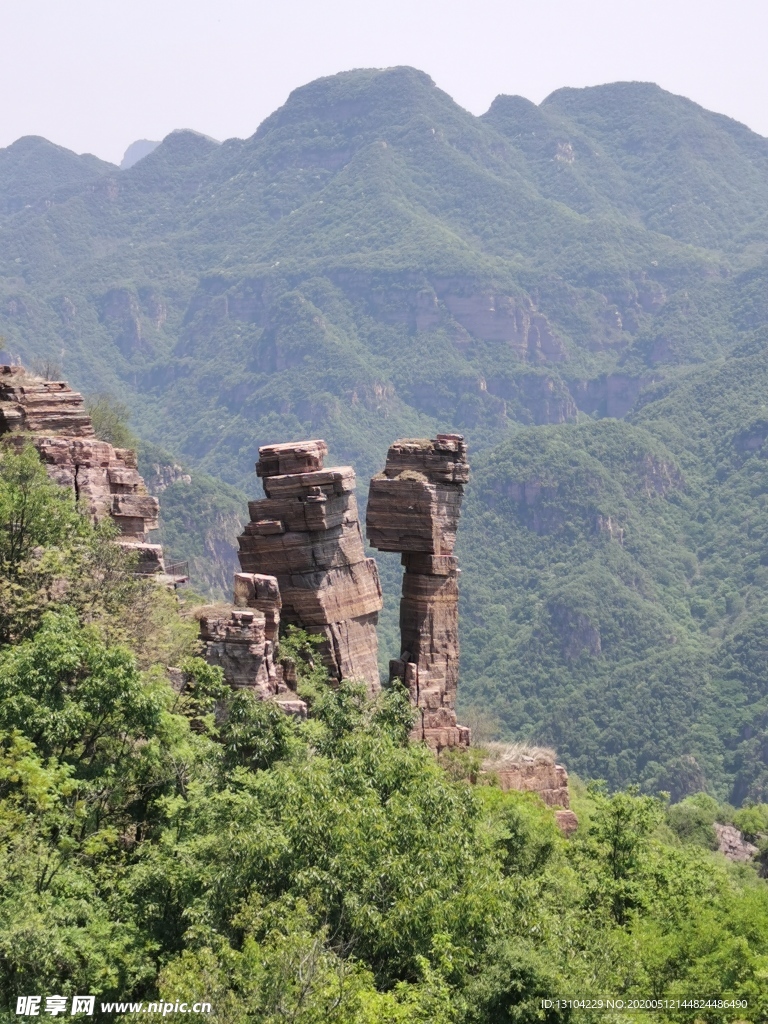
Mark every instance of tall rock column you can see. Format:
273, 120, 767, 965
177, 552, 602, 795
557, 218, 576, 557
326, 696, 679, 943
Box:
237, 440, 383, 695
367, 435, 470, 751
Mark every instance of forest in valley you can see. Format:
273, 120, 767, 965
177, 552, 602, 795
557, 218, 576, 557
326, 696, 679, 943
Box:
4, 69, 768, 798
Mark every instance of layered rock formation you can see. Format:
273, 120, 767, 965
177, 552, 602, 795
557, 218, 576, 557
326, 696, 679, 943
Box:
0, 365, 167, 574
237, 440, 382, 694
481, 746, 578, 835
491, 754, 571, 807
367, 435, 470, 751
198, 571, 306, 717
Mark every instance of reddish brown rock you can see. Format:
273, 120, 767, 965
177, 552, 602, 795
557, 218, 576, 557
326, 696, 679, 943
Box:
490, 754, 572, 808
199, 571, 307, 716
233, 572, 282, 643
0, 365, 168, 574
367, 434, 470, 751
482, 745, 577, 832
555, 810, 579, 836
236, 440, 382, 694
256, 440, 328, 478
0, 365, 94, 436
199, 608, 279, 697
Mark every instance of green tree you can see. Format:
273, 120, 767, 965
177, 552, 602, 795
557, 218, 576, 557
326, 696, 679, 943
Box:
0, 445, 88, 572
84, 394, 138, 450
578, 786, 664, 925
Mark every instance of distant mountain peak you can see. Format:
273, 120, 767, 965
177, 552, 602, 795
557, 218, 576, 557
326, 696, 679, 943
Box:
120, 139, 161, 170
253, 66, 443, 143
120, 131, 220, 172
168, 128, 220, 145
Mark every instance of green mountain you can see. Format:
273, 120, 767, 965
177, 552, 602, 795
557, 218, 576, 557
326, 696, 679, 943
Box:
2, 67, 768, 799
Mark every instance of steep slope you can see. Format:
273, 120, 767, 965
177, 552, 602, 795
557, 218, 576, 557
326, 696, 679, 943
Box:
543, 82, 768, 250
460, 342, 768, 799
0, 67, 732, 485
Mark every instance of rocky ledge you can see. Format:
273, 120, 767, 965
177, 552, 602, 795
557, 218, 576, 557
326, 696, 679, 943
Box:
482, 745, 578, 835
0, 365, 170, 576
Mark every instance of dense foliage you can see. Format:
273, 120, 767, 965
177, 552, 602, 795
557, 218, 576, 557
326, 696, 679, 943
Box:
454, 334, 768, 799
1, 449, 767, 1022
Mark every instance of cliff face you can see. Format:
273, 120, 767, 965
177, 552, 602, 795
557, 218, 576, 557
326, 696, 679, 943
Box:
0, 365, 167, 574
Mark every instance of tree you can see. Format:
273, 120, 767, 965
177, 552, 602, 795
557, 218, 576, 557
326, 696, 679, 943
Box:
0, 444, 87, 572
578, 786, 663, 925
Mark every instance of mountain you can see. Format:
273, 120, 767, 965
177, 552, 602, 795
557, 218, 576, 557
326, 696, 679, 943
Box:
120, 139, 161, 169
2, 66, 768, 798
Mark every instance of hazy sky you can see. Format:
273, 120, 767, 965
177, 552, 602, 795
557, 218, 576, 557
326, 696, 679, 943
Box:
2, 0, 767, 165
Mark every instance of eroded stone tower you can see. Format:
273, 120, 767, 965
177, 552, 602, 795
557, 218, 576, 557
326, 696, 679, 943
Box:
366, 434, 471, 751
236, 440, 383, 694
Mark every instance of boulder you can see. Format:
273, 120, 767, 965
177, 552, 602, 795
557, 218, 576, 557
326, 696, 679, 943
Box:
714, 823, 758, 863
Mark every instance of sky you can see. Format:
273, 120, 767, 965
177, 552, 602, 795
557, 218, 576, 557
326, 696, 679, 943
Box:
2, 0, 767, 165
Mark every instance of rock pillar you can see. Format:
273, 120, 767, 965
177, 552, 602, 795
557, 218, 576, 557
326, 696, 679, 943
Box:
366, 435, 470, 751
236, 440, 383, 695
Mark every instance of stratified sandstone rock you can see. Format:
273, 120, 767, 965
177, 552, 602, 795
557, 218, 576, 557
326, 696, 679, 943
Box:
237, 441, 382, 694
233, 571, 282, 644
367, 435, 470, 751
0, 366, 165, 573
0, 366, 94, 436
199, 609, 278, 696
199, 570, 307, 716
256, 440, 328, 478
482, 746, 578, 834
490, 754, 571, 808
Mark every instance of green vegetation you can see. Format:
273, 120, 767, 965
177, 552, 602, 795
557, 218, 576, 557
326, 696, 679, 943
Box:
3, 68, 768, 796
0, 454, 767, 1021
459, 346, 768, 800
85, 394, 139, 450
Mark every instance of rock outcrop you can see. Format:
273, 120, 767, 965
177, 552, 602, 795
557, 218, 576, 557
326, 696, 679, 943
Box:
237, 440, 383, 694
367, 435, 470, 751
714, 823, 758, 863
490, 754, 572, 808
0, 365, 169, 575
198, 571, 307, 717
481, 745, 578, 835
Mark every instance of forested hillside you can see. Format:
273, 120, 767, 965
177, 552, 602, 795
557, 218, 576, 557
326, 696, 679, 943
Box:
1, 453, 767, 1020
2, 67, 768, 798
